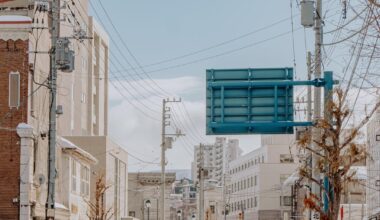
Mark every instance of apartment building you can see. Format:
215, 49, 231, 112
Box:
128, 172, 176, 220
0, 1, 118, 219
226, 135, 298, 220
367, 108, 380, 219
191, 137, 242, 185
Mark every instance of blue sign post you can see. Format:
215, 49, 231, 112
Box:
206, 68, 335, 135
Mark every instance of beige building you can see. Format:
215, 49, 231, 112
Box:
128, 172, 176, 220
226, 135, 298, 220
367, 108, 380, 219
0, 0, 117, 219
66, 136, 129, 220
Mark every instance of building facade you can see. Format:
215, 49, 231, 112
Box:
66, 136, 129, 220
0, 0, 115, 219
191, 137, 242, 185
170, 178, 197, 220
226, 135, 298, 220
367, 108, 380, 219
128, 172, 176, 220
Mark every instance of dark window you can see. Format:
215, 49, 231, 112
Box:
376, 135, 380, 141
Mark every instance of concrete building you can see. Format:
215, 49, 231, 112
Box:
66, 136, 129, 220
128, 172, 176, 220
367, 108, 380, 219
191, 137, 242, 185
226, 135, 298, 220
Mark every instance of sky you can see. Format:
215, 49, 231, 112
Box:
88, 0, 377, 172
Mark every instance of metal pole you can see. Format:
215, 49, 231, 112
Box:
223, 174, 227, 220
46, 0, 59, 219
160, 99, 167, 220
148, 207, 150, 220
199, 144, 205, 220
307, 51, 312, 220
312, 0, 323, 217
348, 192, 351, 220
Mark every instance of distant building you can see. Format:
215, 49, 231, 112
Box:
191, 137, 242, 185
128, 172, 176, 220
226, 135, 298, 220
170, 178, 197, 220
367, 109, 380, 219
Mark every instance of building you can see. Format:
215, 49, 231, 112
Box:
0, 0, 117, 219
128, 172, 176, 220
191, 137, 242, 185
66, 136, 129, 220
56, 137, 98, 220
226, 135, 298, 220
170, 178, 197, 220
367, 108, 380, 219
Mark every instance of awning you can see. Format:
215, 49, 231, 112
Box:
57, 137, 98, 164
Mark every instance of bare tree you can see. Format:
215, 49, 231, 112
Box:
86, 174, 114, 220
297, 89, 380, 220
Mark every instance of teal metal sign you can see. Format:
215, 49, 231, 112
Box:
205, 68, 336, 135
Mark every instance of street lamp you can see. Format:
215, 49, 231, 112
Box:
145, 200, 151, 220
191, 214, 196, 220
177, 210, 182, 220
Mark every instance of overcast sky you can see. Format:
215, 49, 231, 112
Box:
89, 0, 377, 172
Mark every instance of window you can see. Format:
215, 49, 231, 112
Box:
71, 159, 77, 192
281, 196, 292, 206
280, 154, 294, 163
376, 135, 380, 141
254, 197, 258, 207
210, 205, 215, 214
129, 211, 136, 217
9, 71, 20, 108
80, 165, 90, 197
254, 175, 258, 186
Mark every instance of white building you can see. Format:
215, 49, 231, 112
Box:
192, 137, 242, 185
226, 135, 298, 220
367, 109, 380, 219
66, 136, 129, 220
57, 137, 98, 220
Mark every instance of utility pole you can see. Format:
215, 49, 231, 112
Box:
307, 51, 313, 220
312, 0, 323, 218
160, 98, 183, 220
223, 174, 227, 220
46, 0, 59, 219
198, 143, 205, 220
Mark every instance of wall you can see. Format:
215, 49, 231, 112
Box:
0, 38, 29, 219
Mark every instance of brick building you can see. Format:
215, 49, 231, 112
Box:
0, 15, 34, 219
